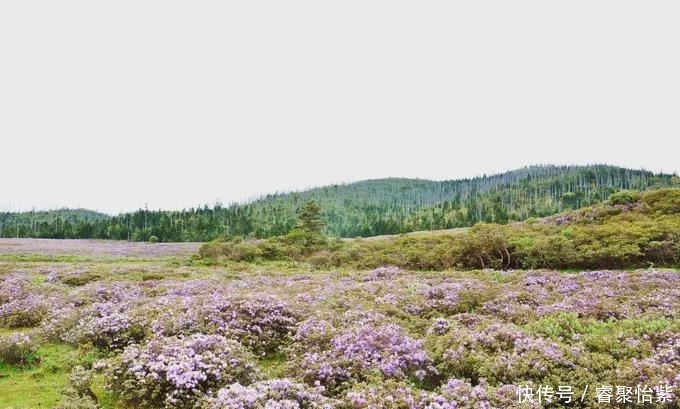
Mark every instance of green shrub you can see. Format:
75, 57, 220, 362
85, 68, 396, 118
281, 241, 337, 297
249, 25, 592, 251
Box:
61, 273, 102, 286
608, 190, 641, 205
641, 188, 680, 214
141, 273, 165, 281
195, 189, 680, 271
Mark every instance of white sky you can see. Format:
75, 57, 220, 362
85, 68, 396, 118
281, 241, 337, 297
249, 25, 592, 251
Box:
1, 1, 678, 214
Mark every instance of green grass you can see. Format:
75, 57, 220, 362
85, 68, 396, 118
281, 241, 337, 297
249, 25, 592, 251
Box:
258, 352, 289, 379
0, 344, 77, 409
91, 374, 117, 409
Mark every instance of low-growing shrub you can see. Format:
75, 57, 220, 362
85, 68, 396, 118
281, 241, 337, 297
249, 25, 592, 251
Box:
298, 323, 435, 394
108, 333, 260, 409
61, 273, 102, 287
141, 273, 165, 281
0, 332, 38, 366
69, 302, 147, 350
196, 189, 680, 271
54, 393, 100, 409
204, 379, 335, 409
153, 293, 298, 355
608, 190, 641, 205
0, 295, 47, 328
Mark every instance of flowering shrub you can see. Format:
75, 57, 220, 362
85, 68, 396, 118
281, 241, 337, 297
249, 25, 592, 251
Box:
42, 298, 150, 350
153, 293, 298, 355
617, 334, 680, 391
0, 332, 38, 366
75, 302, 146, 349
343, 380, 430, 409
300, 323, 435, 392
205, 379, 335, 409
343, 379, 538, 409
0, 295, 47, 328
294, 319, 336, 350
423, 281, 493, 315
0, 253, 678, 408
427, 318, 450, 336
54, 393, 100, 409
108, 334, 260, 409
431, 321, 576, 385
363, 266, 402, 281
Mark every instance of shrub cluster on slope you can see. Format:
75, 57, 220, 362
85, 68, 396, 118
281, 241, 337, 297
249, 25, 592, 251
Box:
198, 189, 680, 270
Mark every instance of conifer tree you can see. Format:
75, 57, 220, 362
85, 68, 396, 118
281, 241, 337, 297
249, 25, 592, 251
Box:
297, 200, 325, 233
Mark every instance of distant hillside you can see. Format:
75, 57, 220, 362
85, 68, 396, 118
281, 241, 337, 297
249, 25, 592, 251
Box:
0, 209, 109, 238
199, 188, 680, 270
1, 164, 678, 241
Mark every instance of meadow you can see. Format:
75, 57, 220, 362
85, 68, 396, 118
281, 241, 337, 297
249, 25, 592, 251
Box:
0, 239, 678, 408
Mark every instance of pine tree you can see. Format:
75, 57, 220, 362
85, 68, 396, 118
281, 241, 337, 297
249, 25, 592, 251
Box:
297, 200, 325, 233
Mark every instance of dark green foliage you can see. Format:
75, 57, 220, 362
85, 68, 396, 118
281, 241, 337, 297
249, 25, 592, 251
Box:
2, 165, 678, 241
296, 200, 325, 233
141, 273, 165, 281
198, 188, 680, 270
0, 209, 109, 239
61, 273, 102, 287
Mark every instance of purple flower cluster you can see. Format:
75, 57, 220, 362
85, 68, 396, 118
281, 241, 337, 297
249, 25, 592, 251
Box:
110, 333, 259, 408
435, 320, 574, 385
153, 293, 298, 355
345, 379, 537, 409
1, 259, 678, 408
619, 334, 680, 391
206, 379, 335, 409
300, 323, 435, 390
76, 302, 137, 349
363, 266, 402, 281
0, 294, 47, 328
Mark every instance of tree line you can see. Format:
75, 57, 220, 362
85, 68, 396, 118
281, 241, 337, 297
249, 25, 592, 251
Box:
1, 165, 677, 241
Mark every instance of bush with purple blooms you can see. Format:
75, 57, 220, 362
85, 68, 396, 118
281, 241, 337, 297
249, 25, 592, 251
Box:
0, 242, 679, 408
108, 334, 260, 409
430, 320, 576, 385
343, 378, 539, 409
152, 293, 298, 355
204, 379, 336, 409
0, 294, 47, 328
299, 323, 435, 392
75, 302, 146, 349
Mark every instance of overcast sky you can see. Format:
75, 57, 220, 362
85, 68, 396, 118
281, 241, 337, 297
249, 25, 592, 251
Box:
1, 1, 678, 214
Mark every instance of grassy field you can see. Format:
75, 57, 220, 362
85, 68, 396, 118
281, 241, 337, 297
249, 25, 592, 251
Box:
0, 239, 678, 408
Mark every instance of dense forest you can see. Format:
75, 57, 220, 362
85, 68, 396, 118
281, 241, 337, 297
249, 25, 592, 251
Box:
1, 165, 678, 242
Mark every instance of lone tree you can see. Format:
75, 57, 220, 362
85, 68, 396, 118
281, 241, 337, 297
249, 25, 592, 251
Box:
297, 200, 325, 234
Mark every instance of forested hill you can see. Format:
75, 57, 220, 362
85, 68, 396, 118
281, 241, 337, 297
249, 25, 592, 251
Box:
1, 164, 678, 241
0, 209, 109, 238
